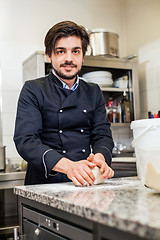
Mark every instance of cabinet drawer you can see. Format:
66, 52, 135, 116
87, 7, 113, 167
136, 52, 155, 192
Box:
22, 206, 92, 240
23, 219, 67, 240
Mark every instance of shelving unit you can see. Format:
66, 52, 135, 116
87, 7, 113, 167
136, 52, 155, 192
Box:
81, 55, 140, 121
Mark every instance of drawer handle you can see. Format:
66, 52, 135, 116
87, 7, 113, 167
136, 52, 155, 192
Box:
53, 222, 60, 231
35, 228, 40, 236
14, 228, 18, 240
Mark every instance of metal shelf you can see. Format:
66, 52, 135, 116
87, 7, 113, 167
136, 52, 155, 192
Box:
0, 216, 19, 236
100, 87, 129, 92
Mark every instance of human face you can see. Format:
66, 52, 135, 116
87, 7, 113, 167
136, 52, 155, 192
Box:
49, 36, 84, 85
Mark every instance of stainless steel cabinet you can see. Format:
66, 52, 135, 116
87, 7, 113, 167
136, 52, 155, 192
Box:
81, 56, 140, 121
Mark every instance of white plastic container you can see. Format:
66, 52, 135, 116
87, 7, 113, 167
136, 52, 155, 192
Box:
130, 119, 160, 189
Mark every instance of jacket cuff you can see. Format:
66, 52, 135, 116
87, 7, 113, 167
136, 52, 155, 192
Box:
42, 149, 62, 178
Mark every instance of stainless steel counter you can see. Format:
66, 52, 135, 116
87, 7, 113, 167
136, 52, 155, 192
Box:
0, 171, 25, 189
0, 171, 25, 237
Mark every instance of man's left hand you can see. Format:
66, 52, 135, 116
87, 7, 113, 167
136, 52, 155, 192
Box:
87, 153, 114, 179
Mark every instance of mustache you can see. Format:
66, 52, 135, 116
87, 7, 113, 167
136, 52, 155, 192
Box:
60, 61, 77, 68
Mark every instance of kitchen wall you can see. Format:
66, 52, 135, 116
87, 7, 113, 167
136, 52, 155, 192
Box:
124, 0, 160, 118
0, 0, 160, 162
0, 0, 126, 161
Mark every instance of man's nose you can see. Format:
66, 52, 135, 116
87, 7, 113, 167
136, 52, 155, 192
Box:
65, 51, 73, 61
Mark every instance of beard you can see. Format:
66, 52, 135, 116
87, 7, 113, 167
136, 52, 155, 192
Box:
52, 61, 82, 80
54, 68, 80, 80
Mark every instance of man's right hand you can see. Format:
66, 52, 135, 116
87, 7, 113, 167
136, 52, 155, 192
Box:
53, 158, 96, 187
66, 160, 97, 187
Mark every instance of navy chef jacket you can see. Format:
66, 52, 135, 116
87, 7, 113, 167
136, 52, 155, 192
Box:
14, 73, 114, 185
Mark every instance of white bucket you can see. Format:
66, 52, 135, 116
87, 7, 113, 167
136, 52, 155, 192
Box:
130, 118, 160, 185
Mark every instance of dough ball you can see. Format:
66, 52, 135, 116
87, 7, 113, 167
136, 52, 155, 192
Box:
91, 166, 105, 185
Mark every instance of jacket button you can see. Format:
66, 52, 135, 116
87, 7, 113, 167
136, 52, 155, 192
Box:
59, 130, 63, 133
62, 150, 66, 154
80, 129, 84, 133
83, 109, 87, 113
59, 109, 63, 113
82, 149, 86, 153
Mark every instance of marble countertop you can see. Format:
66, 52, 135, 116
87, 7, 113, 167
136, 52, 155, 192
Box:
14, 177, 160, 239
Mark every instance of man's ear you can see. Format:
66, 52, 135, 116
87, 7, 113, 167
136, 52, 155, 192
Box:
47, 54, 51, 62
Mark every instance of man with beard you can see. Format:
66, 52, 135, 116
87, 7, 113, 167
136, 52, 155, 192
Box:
14, 21, 114, 186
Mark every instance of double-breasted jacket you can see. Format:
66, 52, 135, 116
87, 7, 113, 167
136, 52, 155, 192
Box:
14, 73, 114, 185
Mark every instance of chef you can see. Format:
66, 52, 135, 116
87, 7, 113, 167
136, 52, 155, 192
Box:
14, 20, 114, 186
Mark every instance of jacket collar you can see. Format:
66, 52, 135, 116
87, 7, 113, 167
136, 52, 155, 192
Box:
52, 69, 79, 91
49, 73, 79, 109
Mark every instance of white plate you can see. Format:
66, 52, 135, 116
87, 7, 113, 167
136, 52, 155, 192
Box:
83, 77, 113, 85
82, 71, 112, 79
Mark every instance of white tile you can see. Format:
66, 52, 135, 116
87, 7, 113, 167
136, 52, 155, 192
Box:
2, 90, 19, 113
147, 88, 159, 110
2, 112, 16, 136
157, 86, 160, 110
141, 111, 148, 119
140, 90, 148, 112
146, 66, 159, 90
1, 67, 23, 91
3, 135, 20, 159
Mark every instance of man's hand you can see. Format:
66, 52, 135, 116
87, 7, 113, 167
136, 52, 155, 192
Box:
66, 160, 97, 187
53, 158, 96, 187
87, 153, 114, 180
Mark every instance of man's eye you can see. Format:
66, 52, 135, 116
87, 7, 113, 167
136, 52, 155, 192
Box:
57, 50, 64, 54
73, 50, 79, 54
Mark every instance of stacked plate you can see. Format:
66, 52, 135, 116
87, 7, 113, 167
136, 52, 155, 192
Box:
82, 71, 113, 87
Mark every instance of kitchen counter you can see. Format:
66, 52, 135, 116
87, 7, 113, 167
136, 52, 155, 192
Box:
14, 177, 160, 239
0, 171, 25, 237
0, 171, 25, 189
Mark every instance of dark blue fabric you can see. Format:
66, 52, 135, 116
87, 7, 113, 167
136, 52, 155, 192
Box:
14, 73, 114, 185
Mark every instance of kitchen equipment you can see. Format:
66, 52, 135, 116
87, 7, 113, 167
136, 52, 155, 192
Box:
89, 29, 119, 57
131, 118, 160, 185
113, 76, 128, 88
21, 207, 92, 240
82, 70, 113, 87
0, 146, 6, 171
138, 149, 160, 192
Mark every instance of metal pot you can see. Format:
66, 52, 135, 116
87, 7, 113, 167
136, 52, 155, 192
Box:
0, 146, 6, 171
89, 31, 119, 57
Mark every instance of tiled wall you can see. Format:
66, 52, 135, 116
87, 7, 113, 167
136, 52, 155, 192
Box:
139, 39, 160, 119
1, 43, 24, 165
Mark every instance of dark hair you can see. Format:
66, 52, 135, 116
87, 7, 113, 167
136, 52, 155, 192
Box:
44, 21, 89, 57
